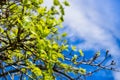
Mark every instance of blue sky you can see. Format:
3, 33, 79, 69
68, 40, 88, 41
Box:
1, 0, 119, 80
63, 0, 120, 80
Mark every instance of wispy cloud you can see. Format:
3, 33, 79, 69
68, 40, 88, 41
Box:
64, 0, 120, 80
64, 0, 120, 56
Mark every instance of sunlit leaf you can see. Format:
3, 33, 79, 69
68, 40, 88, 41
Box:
72, 46, 76, 51
53, 0, 60, 6
79, 49, 84, 56
63, 0, 70, 6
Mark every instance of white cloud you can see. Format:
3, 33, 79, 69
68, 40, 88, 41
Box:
114, 71, 120, 80
63, 0, 120, 80
64, 0, 120, 56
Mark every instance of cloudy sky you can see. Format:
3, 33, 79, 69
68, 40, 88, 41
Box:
63, 0, 120, 80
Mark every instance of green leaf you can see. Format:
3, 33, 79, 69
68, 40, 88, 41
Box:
72, 46, 76, 51
9, 3, 17, 9
39, 0, 44, 4
60, 6, 64, 15
52, 27, 58, 32
32, 67, 42, 76
24, 16, 31, 22
63, 0, 70, 6
96, 51, 100, 56
62, 32, 67, 37
57, 53, 64, 60
79, 49, 84, 56
53, 0, 60, 6
52, 43, 59, 50
21, 68, 26, 73
72, 55, 78, 62
60, 16, 64, 22
43, 27, 50, 37
17, 18, 23, 26
61, 45, 68, 50
79, 68, 86, 75
0, 27, 4, 33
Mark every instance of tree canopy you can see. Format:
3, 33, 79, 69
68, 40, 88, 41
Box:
0, 0, 118, 80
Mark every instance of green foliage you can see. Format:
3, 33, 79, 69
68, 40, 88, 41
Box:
63, 0, 70, 6
0, 0, 117, 80
96, 51, 100, 56
79, 49, 84, 56
53, 0, 60, 6
72, 45, 76, 51
79, 68, 86, 75
72, 54, 78, 62
61, 32, 67, 37
0, 0, 72, 79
